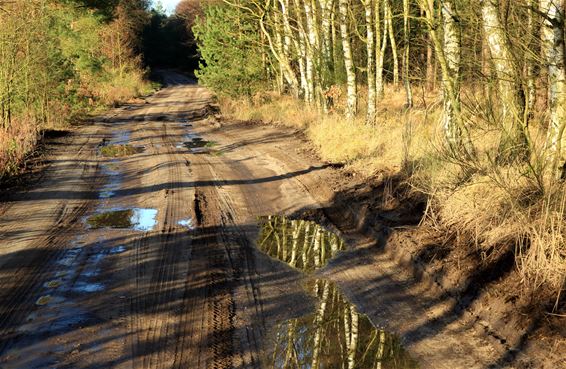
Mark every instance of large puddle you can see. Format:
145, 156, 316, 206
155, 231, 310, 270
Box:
86, 208, 158, 231
257, 216, 418, 369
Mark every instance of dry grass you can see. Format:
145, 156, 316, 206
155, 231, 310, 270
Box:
0, 117, 38, 179
219, 84, 566, 299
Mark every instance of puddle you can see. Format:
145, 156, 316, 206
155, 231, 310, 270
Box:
99, 162, 122, 199
86, 208, 158, 231
72, 281, 105, 293
112, 130, 131, 145
265, 279, 418, 369
177, 137, 219, 154
257, 216, 345, 272
110, 245, 127, 254
178, 218, 195, 230
35, 295, 52, 306
257, 216, 418, 368
44, 280, 62, 289
100, 144, 144, 157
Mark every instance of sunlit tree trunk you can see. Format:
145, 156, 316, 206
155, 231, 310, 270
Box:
525, 0, 539, 118
481, 0, 529, 162
402, 0, 413, 108
289, 220, 303, 266
541, 0, 566, 179
375, 329, 386, 369
420, 0, 470, 153
278, 0, 301, 98
258, 0, 300, 99
385, 0, 399, 86
311, 280, 330, 369
363, 0, 377, 123
339, 0, 358, 117
303, 0, 317, 104
424, 6, 435, 91
320, 0, 335, 95
376, 0, 388, 100
346, 304, 359, 369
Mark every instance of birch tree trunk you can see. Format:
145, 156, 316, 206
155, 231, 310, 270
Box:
541, 0, 566, 179
339, 0, 358, 117
480, 0, 529, 162
347, 305, 359, 369
363, 0, 377, 123
420, 0, 470, 152
292, 0, 310, 100
258, 0, 300, 99
440, 0, 462, 148
320, 0, 335, 92
303, 0, 317, 104
385, 0, 399, 86
525, 0, 539, 118
376, 0, 388, 99
425, 5, 435, 91
402, 0, 413, 107
278, 0, 301, 98
311, 280, 330, 369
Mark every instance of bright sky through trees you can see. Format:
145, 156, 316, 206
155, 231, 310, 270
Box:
153, 0, 180, 14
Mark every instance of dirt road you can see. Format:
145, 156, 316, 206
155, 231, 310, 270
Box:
0, 72, 547, 368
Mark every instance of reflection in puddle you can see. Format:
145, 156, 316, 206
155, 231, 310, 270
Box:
178, 218, 195, 230
266, 280, 418, 369
110, 245, 127, 254
35, 295, 52, 306
177, 137, 218, 154
257, 216, 345, 272
100, 144, 144, 157
44, 280, 62, 289
257, 216, 418, 369
99, 161, 121, 199
72, 281, 105, 293
86, 208, 158, 231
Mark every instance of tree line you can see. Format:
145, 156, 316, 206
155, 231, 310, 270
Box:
0, 0, 151, 176
195, 0, 566, 180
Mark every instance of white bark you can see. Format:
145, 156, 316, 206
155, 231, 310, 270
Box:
376, 0, 388, 99
363, 0, 377, 122
385, 0, 399, 86
441, 0, 463, 149
541, 0, 566, 178
481, 0, 529, 161
402, 0, 413, 107
339, 0, 358, 117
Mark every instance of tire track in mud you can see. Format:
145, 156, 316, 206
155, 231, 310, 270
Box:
0, 127, 105, 357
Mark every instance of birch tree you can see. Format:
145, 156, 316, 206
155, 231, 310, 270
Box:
376, 0, 388, 99
402, 0, 413, 108
481, 0, 530, 162
541, 0, 566, 179
363, 0, 377, 122
420, 0, 469, 152
339, 0, 358, 117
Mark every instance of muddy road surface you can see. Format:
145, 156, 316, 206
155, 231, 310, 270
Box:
0, 72, 534, 369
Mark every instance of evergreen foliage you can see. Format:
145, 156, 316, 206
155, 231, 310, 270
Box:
193, 4, 267, 97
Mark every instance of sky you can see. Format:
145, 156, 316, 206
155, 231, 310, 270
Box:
152, 0, 181, 14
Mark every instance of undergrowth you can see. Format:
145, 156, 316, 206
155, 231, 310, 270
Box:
219, 86, 566, 305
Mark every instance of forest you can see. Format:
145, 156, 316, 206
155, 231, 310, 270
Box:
0, 0, 564, 367
194, 0, 566, 303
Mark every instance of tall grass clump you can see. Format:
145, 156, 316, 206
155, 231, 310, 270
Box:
219, 84, 566, 303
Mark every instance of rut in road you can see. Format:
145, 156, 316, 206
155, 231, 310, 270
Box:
0, 72, 318, 369
0, 72, 521, 369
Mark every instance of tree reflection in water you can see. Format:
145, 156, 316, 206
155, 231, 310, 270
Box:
257, 216, 419, 369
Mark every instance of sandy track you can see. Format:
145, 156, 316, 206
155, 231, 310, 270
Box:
0, 72, 533, 368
